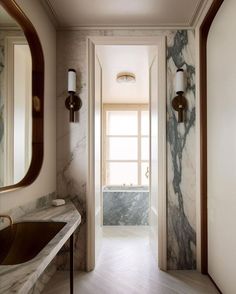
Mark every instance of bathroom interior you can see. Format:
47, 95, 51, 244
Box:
98, 45, 150, 226
0, 0, 236, 293
98, 45, 151, 263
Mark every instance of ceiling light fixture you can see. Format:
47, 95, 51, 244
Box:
116, 72, 136, 83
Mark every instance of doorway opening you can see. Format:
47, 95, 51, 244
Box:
87, 37, 166, 272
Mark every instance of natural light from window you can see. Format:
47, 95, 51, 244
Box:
104, 105, 149, 186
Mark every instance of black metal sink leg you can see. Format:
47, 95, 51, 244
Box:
70, 233, 74, 294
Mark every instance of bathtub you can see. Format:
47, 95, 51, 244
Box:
103, 186, 149, 226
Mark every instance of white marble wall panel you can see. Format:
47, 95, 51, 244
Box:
56, 29, 196, 270
167, 30, 196, 269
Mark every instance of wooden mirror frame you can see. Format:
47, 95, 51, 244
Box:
0, 0, 44, 193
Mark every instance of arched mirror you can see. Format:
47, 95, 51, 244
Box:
0, 0, 44, 192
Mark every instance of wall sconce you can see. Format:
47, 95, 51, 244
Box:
65, 69, 82, 122
172, 68, 187, 123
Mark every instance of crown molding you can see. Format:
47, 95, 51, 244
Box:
57, 25, 193, 31
39, 0, 59, 28
41, 0, 209, 31
0, 24, 21, 30
190, 0, 212, 27
189, 0, 205, 26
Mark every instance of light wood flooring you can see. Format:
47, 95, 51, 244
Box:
43, 226, 219, 294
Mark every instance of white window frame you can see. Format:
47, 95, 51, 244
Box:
102, 103, 149, 186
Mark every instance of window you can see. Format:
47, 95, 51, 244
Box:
103, 105, 149, 186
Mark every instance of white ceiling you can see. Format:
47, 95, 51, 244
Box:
97, 45, 153, 104
43, 0, 206, 28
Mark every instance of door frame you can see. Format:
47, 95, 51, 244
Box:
199, 0, 224, 275
87, 36, 167, 271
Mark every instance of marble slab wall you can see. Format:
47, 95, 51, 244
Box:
56, 29, 196, 270
167, 31, 196, 269
103, 187, 149, 225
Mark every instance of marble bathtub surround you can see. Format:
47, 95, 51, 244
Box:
57, 29, 196, 270
0, 201, 81, 294
103, 186, 149, 226
104, 185, 149, 191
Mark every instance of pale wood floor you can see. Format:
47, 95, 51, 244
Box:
43, 227, 219, 294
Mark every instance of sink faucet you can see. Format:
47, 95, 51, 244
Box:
0, 215, 13, 227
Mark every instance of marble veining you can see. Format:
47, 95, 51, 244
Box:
0, 201, 81, 294
103, 187, 149, 225
0, 192, 56, 229
167, 30, 196, 269
29, 261, 57, 294
57, 29, 196, 270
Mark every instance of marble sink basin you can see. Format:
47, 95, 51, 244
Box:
0, 221, 66, 265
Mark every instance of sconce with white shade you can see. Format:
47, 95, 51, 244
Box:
172, 68, 187, 123
65, 69, 82, 122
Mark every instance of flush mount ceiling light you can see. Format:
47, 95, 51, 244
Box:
116, 72, 136, 83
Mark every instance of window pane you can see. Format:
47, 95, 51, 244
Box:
106, 162, 138, 185
141, 137, 149, 160
141, 111, 149, 135
107, 137, 138, 160
107, 111, 138, 135
141, 162, 149, 186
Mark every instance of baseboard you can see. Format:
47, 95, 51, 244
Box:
208, 274, 223, 294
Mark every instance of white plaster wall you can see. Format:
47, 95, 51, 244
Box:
207, 0, 236, 292
0, 0, 56, 212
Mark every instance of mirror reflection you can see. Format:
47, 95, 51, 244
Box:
0, 6, 32, 187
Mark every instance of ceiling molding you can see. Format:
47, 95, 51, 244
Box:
57, 25, 193, 31
189, 0, 208, 28
41, 0, 209, 30
0, 25, 21, 30
191, 0, 213, 28
40, 0, 60, 28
